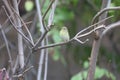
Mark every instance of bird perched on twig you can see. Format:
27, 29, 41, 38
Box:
60, 26, 70, 42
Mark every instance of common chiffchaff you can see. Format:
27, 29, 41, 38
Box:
60, 27, 70, 41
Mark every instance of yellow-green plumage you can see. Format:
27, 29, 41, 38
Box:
60, 27, 70, 42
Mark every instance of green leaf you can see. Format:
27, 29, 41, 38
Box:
83, 61, 89, 69
95, 67, 116, 80
71, 61, 116, 80
94, 67, 105, 79
25, 1, 34, 12
105, 71, 116, 80
71, 71, 87, 80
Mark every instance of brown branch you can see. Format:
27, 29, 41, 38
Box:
2, 0, 14, 19
34, 30, 48, 48
0, 24, 13, 74
13, 66, 33, 78
75, 16, 113, 37
42, 0, 55, 20
92, 6, 120, 24
12, 7, 34, 46
34, 0, 55, 48
102, 21, 120, 37
33, 16, 112, 52
12, 0, 25, 69
33, 39, 74, 52
33, 24, 105, 52
3, 6, 34, 47
41, 0, 55, 32
87, 0, 111, 80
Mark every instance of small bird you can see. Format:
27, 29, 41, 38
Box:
60, 26, 70, 42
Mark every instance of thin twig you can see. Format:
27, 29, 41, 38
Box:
35, 0, 45, 32
34, 30, 48, 48
92, 6, 120, 24
77, 25, 105, 38
0, 24, 13, 73
2, 0, 14, 19
13, 66, 33, 78
35, 0, 46, 80
36, 1, 58, 79
35, 0, 57, 49
33, 16, 111, 52
33, 39, 74, 52
42, 0, 55, 20
1, 12, 11, 26
33, 17, 111, 52
37, 43, 45, 80
74, 38, 89, 44
34, 0, 55, 48
13, 55, 19, 74
75, 16, 113, 37
43, 38, 49, 80
34, 24, 106, 51
12, 0, 24, 68
102, 21, 120, 37
3, 6, 34, 47
42, 0, 55, 31
23, 50, 33, 72
22, 66, 34, 75
33, 24, 54, 48
74, 16, 112, 44
87, 1, 111, 80
12, 7, 34, 46
30, 13, 38, 36
48, 0, 57, 27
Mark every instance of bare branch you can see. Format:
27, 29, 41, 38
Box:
33, 17, 111, 52
77, 25, 106, 38
13, 66, 33, 78
35, 0, 45, 32
48, 0, 57, 28
87, 0, 111, 80
0, 24, 13, 73
12, 0, 24, 68
102, 21, 120, 37
34, 0, 56, 48
43, 0, 55, 20
33, 39, 74, 52
12, 8, 34, 46
42, 0, 55, 32
3, 6, 34, 47
43, 38, 49, 80
75, 16, 113, 37
35, 0, 46, 80
13, 55, 19, 74
92, 6, 120, 24
2, 0, 14, 19
74, 38, 89, 44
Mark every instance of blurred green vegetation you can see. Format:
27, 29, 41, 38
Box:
36, 0, 120, 79
44, 0, 120, 74
71, 61, 116, 80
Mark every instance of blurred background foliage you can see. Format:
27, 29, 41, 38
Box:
0, 0, 120, 80
33, 0, 120, 79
